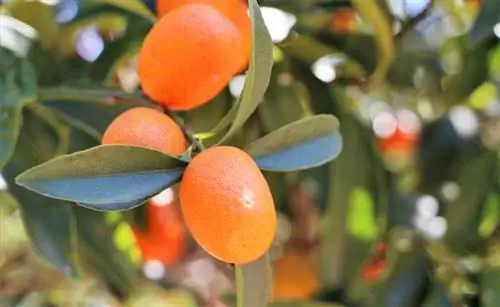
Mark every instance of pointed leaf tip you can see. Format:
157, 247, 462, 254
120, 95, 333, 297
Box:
16, 145, 187, 210
246, 115, 342, 171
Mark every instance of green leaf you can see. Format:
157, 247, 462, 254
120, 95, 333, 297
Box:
245, 115, 341, 171
350, 0, 395, 85
479, 194, 499, 238
347, 187, 379, 241
235, 254, 271, 307
218, 0, 274, 144
0, 49, 37, 169
86, 0, 156, 22
3, 109, 81, 276
444, 153, 495, 254
469, 0, 500, 45
16, 145, 187, 210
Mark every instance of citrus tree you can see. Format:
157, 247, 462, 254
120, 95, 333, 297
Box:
1, 0, 500, 306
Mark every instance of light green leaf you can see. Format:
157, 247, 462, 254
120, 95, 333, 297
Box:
218, 0, 274, 144
347, 187, 379, 241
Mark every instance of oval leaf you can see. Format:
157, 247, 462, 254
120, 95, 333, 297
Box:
218, 0, 274, 143
0, 49, 37, 169
245, 115, 342, 171
235, 254, 271, 307
3, 112, 81, 277
16, 145, 187, 210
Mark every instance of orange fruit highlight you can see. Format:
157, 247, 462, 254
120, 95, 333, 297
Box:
138, 4, 244, 110
102, 107, 187, 155
156, 0, 251, 71
179, 146, 276, 264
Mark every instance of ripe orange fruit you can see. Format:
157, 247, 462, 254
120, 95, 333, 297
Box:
138, 4, 244, 110
131, 197, 185, 266
102, 107, 187, 155
179, 146, 276, 264
272, 246, 319, 300
156, 0, 251, 71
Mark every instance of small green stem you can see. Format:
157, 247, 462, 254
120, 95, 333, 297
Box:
235, 265, 245, 307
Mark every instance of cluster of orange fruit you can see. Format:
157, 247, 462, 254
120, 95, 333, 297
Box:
139, 0, 251, 110
102, 1, 275, 266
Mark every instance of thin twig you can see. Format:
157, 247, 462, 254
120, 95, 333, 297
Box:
396, 0, 436, 41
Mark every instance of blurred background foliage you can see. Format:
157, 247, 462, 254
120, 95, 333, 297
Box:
1, 0, 500, 306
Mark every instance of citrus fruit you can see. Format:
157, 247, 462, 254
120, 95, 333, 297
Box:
179, 146, 276, 264
272, 246, 319, 300
156, 0, 251, 71
138, 4, 244, 110
131, 198, 185, 266
102, 107, 187, 155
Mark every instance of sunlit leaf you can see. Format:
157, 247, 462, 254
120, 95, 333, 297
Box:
245, 115, 341, 171
479, 195, 499, 237
218, 0, 274, 143
16, 145, 187, 210
347, 187, 379, 241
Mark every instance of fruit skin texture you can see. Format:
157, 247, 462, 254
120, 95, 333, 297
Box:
179, 146, 276, 264
156, 0, 251, 71
138, 4, 243, 110
102, 107, 187, 155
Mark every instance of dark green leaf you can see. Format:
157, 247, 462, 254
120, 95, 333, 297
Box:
75, 206, 137, 297
235, 254, 271, 307
16, 145, 186, 210
3, 109, 81, 276
421, 282, 453, 307
0, 49, 37, 169
245, 115, 341, 171
444, 153, 495, 254
218, 0, 274, 143
469, 0, 500, 45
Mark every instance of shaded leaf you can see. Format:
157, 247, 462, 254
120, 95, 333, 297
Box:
245, 115, 342, 171
218, 0, 274, 143
0, 49, 37, 169
350, 0, 395, 85
235, 254, 271, 307
444, 153, 495, 254
480, 266, 500, 307
16, 145, 186, 210
75, 206, 137, 297
469, 0, 500, 45
3, 109, 81, 276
